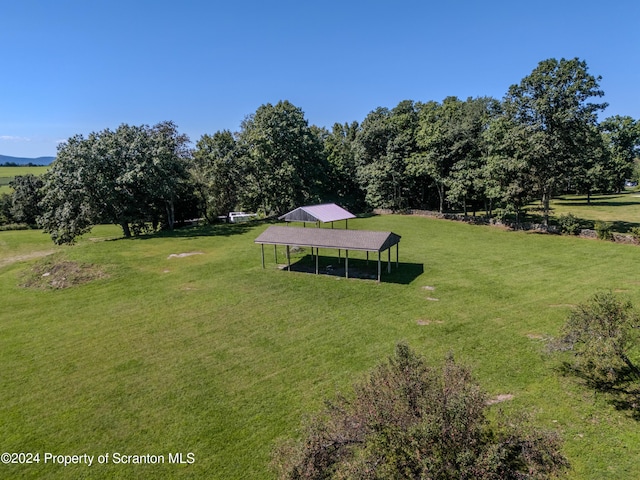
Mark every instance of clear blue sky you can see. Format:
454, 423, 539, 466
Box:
1, 0, 639, 158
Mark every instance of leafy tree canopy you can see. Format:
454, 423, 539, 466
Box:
39, 121, 191, 244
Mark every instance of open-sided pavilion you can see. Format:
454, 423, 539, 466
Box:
278, 203, 356, 228
255, 225, 401, 282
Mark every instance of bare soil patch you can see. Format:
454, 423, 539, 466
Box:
487, 394, 514, 405
168, 252, 204, 259
417, 319, 444, 326
20, 255, 108, 289
526, 333, 546, 340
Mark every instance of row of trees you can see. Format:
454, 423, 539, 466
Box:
1, 57, 639, 243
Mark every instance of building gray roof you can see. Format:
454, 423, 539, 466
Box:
278, 203, 356, 224
255, 226, 401, 252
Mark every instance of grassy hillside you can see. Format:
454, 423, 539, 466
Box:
1, 217, 640, 478
0, 166, 49, 194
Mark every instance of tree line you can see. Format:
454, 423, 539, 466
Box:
1, 57, 638, 243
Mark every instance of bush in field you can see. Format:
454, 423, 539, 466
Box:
272, 343, 569, 479
557, 213, 581, 235
556, 292, 640, 389
594, 220, 613, 240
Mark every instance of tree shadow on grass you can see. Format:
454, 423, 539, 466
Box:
108, 220, 260, 241
281, 254, 424, 284
557, 361, 640, 420
558, 200, 640, 208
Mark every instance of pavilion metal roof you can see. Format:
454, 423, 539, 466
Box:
255, 226, 401, 252
278, 203, 356, 224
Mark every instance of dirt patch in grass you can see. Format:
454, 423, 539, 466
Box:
168, 252, 204, 259
526, 333, 546, 340
487, 394, 514, 405
417, 319, 444, 326
20, 255, 108, 289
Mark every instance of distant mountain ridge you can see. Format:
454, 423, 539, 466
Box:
0, 154, 55, 166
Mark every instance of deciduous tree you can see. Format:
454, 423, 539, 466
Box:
237, 100, 325, 216
500, 58, 607, 225
600, 115, 640, 192
192, 130, 242, 222
10, 174, 44, 226
39, 122, 191, 244
355, 101, 421, 210
324, 121, 365, 210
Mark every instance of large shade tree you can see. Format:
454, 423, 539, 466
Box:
191, 130, 242, 222
599, 115, 640, 192
10, 174, 44, 226
39, 122, 191, 244
409, 96, 498, 214
499, 57, 607, 225
237, 100, 326, 216
323, 121, 365, 210
355, 100, 421, 210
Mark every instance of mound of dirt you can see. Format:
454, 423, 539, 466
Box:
20, 256, 108, 289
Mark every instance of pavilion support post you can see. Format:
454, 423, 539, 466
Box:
261, 244, 265, 269
377, 251, 381, 282
366, 251, 369, 266
286, 245, 291, 271
316, 248, 319, 274
274, 244, 278, 264
388, 248, 391, 273
345, 250, 349, 278
338, 249, 341, 264
396, 243, 399, 267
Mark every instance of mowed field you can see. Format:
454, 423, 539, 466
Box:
0, 166, 49, 194
549, 190, 640, 231
2, 212, 640, 479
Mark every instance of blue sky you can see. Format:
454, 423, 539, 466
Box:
1, 0, 638, 158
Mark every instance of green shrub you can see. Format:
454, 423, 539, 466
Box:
594, 220, 613, 241
273, 343, 569, 479
557, 213, 581, 235
554, 292, 640, 413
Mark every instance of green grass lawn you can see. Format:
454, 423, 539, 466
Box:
2, 217, 640, 478
0, 166, 49, 194
542, 190, 640, 232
